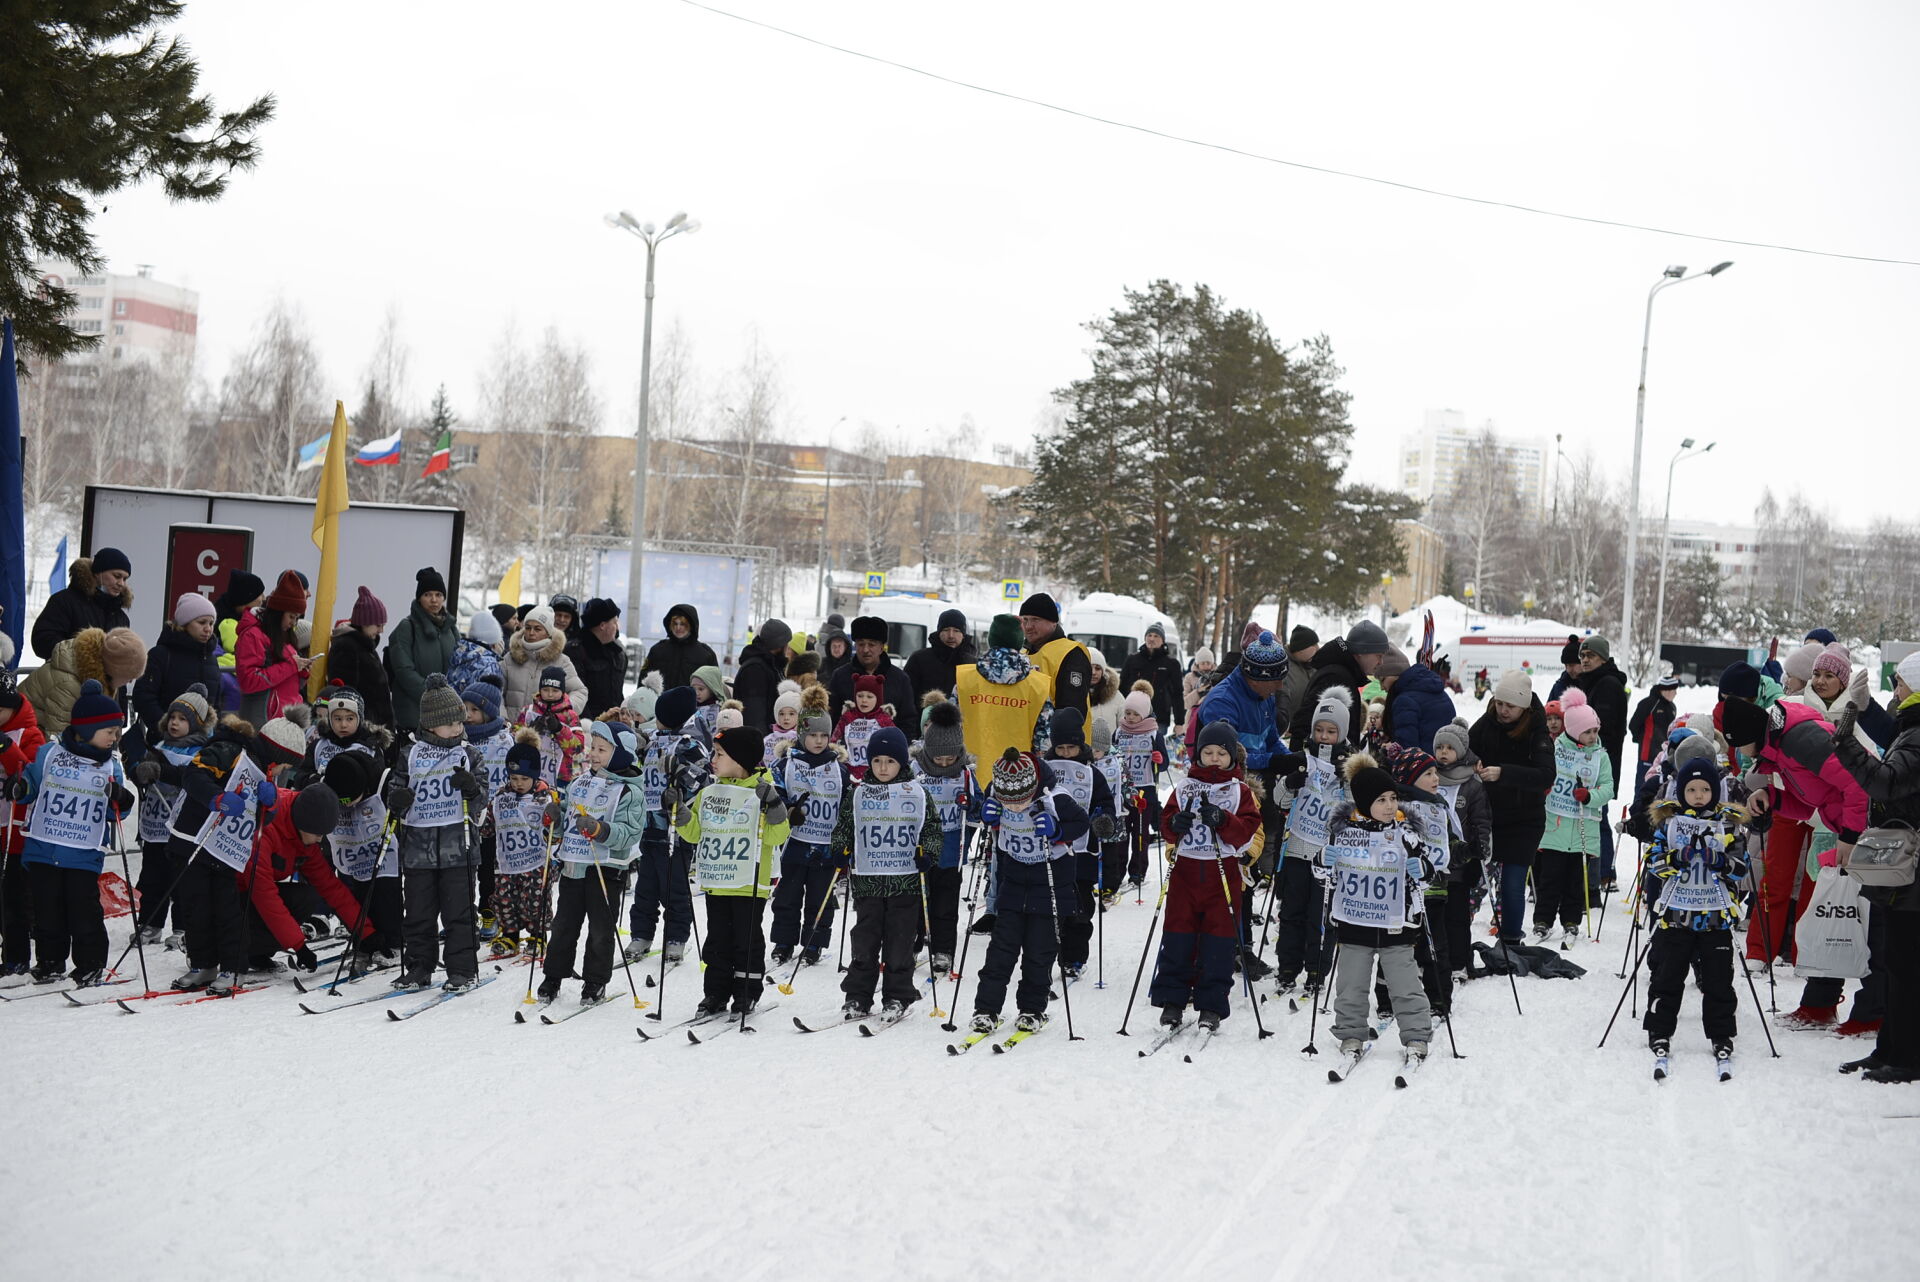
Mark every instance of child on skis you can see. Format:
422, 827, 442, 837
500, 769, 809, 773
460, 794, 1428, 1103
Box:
127, 683, 215, 948
1116, 683, 1168, 889
243, 785, 377, 973
462, 677, 514, 941
1644, 756, 1748, 1072
831, 726, 942, 1021
537, 721, 645, 1005
168, 714, 307, 994
833, 672, 895, 781
1430, 722, 1492, 982
671, 724, 791, 1018
317, 748, 403, 974
518, 666, 585, 788
769, 689, 847, 968
1325, 753, 1435, 1068
964, 748, 1090, 1041
383, 674, 490, 993
0, 676, 48, 978
1384, 743, 1455, 1017
17, 681, 135, 985
1091, 718, 1132, 904
1150, 720, 1261, 1032
1535, 690, 1614, 943
630, 686, 706, 965
483, 731, 555, 959
1272, 689, 1353, 997
1043, 708, 1116, 980
911, 699, 970, 975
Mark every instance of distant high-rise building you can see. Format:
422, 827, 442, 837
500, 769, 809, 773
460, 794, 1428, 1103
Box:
1400, 408, 1550, 516
31, 260, 198, 366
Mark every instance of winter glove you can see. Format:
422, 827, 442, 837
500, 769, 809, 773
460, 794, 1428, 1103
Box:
834, 846, 853, 871
1033, 810, 1057, 841
132, 759, 162, 788
980, 799, 1003, 829
385, 785, 416, 816
660, 786, 682, 816
1198, 801, 1227, 830
1152, 751, 1165, 768
754, 779, 783, 817
214, 790, 250, 818
543, 799, 567, 824
1167, 810, 1196, 838
787, 803, 807, 828
573, 814, 610, 843
536, 713, 562, 737
255, 779, 279, 810
1847, 665, 1872, 711
3, 774, 27, 802
290, 946, 319, 972
451, 767, 479, 795
670, 795, 694, 829
914, 848, 936, 873
1091, 814, 1117, 840
1573, 786, 1591, 805
110, 785, 137, 818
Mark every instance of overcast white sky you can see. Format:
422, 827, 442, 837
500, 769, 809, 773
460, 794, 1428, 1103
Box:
89, 0, 1918, 524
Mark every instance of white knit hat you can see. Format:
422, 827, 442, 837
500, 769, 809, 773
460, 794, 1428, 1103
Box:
1492, 669, 1533, 707
1897, 652, 1920, 692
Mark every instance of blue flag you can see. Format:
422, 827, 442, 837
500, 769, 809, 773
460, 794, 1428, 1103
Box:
49, 535, 68, 597
0, 320, 24, 667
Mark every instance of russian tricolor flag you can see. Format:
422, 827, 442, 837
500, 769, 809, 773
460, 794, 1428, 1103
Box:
354, 431, 402, 466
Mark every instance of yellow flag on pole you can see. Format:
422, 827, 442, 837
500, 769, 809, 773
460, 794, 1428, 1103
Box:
307, 401, 352, 698
497, 558, 523, 611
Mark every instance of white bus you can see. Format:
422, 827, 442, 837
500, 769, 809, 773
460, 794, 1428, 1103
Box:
1064, 592, 1180, 669
855, 595, 997, 658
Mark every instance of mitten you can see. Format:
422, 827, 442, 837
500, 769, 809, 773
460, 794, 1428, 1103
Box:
980, 799, 1002, 828
1167, 810, 1196, 838
132, 759, 162, 788
385, 785, 416, 816
110, 785, 137, 817
787, 803, 806, 828
214, 790, 250, 818
1198, 801, 1227, 829
255, 779, 278, 809
1573, 786, 1591, 805
1091, 814, 1116, 840
914, 849, 936, 873
1033, 810, 1057, 841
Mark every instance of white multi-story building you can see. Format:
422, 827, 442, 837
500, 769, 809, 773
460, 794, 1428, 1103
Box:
32, 260, 198, 365
1400, 408, 1550, 516
1654, 518, 1764, 589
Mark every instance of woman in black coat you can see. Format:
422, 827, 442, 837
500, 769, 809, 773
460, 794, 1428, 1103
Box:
1833, 666, 1920, 1082
127, 600, 222, 759
325, 621, 394, 727
1468, 681, 1554, 946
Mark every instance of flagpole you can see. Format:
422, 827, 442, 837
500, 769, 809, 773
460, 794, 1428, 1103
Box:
308, 402, 352, 698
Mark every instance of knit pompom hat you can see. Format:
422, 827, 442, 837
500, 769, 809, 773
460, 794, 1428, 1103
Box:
773, 687, 804, 718
505, 728, 543, 780
167, 683, 216, 731
1122, 689, 1153, 721
257, 717, 307, 765
101, 627, 148, 688
853, 673, 886, 701
172, 593, 217, 627
1562, 689, 1601, 740
1813, 643, 1852, 680
1383, 742, 1437, 787
1240, 631, 1288, 682
1432, 721, 1472, 762
417, 673, 465, 730
68, 679, 123, 731
991, 748, 1039, 802
922, 700, 964, 760
350, 586, 387, 629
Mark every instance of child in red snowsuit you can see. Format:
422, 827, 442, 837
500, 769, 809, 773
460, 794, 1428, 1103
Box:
1149, 719, 1261, 1030
244, 785, 376, 972
831, 673, 896, 781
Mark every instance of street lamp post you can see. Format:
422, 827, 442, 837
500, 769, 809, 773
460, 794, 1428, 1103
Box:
605, 209, 699, 634
1650, 437, 1716, 677
1621, 261, 1731, 680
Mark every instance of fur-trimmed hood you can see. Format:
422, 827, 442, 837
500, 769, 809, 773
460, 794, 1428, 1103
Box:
68, 557, 134, 610
508, 629, 567, 667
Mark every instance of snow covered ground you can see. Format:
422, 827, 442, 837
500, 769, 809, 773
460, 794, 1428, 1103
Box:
4, 679, 1914, 1281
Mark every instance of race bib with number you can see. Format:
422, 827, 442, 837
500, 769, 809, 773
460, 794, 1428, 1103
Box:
492, 791, 550, 875
1094, 755, 1127, 812
852, 781, 926, 876
642, 732, 687, 812
1328, 825, 1408, 930
783, 757, 843, 846
996, 803, 1058, 865
693, 786, 761, 890
474, 728, 514, 794
1171, 776, 1246, 858
1546, 738, 1599, 819
191, 751, 266, 872
1288, 753, 1342, 848
27, 745, 115, 851
1657, 815, 1734, 913
1049, 760, 1095, 852
560, 773, 625, 865
330, 795, 397, 880
136, 743, 198, 845
1406, 798, 1452, 875
1119, 732, 1156, 788
844, 719, 877, 770
762, 729, 796, 768
914, 767, 965, 838
405, 742, 467, 829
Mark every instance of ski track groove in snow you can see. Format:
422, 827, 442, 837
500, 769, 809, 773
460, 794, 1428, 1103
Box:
3, 685, 1915, 1279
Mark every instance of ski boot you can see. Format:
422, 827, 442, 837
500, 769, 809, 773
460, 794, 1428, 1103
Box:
171, 967, 215, 991
133, 924, 162, 946
1273, 976, 1297, 998
1530, 924, 1552, 943
1835, 1018, 1883, 1038
1405, 1041, 1429, 1062
579, 982, 606, 1004
521, 938, 543, 961
70, 968, 107, 987
1777, 1005, 1837, 1030
1561, 924, 1580, 944
207, 971, 240, 996
489, 935, 520, 960
969, 913, 997, 935
1062, 962, 1084, 979
0, 962, 26, 978
247, 955, 283, 974
30, 962, 65, 984
537, 975, 563, 1001
624, 937, 653, 963
477, 913, 498, 941
841, 999, 869, 1021
1339, 1038, 1364, 1055
1196, 1011, 1221, 1033
769, 946, 792, 967
1159, 1005, 1184, 1028
1014, 1011, 1048, 1034
391, 969, 433, 991
969, 1012, 997, 1035
1840, 1053, 1885, 1076
442, 973, 480, 994
163, 930, 186, 952
880, 999, 906, 1022
664, 940, 686, 963
694, 997, 728, 1020
801, 947, 823, 966
1238, 949, 1272, 982
1713, 1040, 1734, 1063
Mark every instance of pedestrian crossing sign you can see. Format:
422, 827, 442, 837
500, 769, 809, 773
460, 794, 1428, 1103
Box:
863, 572, 887, 596
1000, 579, 1024, 601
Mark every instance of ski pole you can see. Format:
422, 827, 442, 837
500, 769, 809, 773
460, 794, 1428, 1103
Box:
1419, 902, 1461, 1059
777, 865, 840, 994
1041, 848, 1081, 1041
941, 846, 989, 1033
835, 849, 851, 971
110, 807, 150, 995
1217, 848, 1271, 1040
1115, 872, 1171, 1036
919, 871, 946, 1020
1302, 884, 1337, 1057
593, 858, 648, 1010
1748, 840, 1778, 1012
1255, 831, 1284, 959
1739, 916, 1781, 1058
1094, 822, 1106, 989
106, 834, 208, 980
525, 803, 562, 1003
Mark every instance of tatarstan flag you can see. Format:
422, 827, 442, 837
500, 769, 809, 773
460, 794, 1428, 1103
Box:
421, 430, 452, 477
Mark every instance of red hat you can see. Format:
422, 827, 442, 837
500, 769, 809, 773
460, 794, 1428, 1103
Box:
853, 673, 885, 699
264, 569, 308, 616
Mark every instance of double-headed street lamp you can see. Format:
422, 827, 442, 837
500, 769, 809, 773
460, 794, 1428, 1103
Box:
1650, 437, 1717, 677
1620, 261, 1732, 680
605, 209, 699, 632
